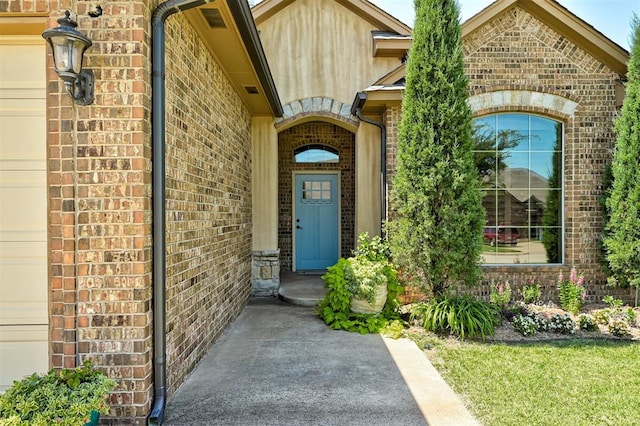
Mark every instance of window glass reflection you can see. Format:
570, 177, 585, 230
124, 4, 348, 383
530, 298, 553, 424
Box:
473, 113, 563, 264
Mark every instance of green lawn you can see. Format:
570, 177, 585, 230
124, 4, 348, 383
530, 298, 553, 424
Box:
427, 339, 640, 426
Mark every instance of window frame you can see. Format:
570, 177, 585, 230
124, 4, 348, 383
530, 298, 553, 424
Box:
293, 144, 339, 164
473, 112, 565, 266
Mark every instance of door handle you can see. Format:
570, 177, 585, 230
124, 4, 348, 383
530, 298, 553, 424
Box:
296, 225, 303, 229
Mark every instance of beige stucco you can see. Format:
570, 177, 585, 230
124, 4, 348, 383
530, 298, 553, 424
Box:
355, 121, 381, 237
256, 0, 402, 106
251, 117, 279, 250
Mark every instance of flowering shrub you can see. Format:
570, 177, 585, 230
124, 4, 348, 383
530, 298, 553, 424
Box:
548, 314, 576, 334
489, 280, 512, 309
530, 313, 549, 331
608, 318, 632, 338
578, 314, 598, 331
521, 280, 542, 304
557, 268, 586, 314
513, 315, 537, 336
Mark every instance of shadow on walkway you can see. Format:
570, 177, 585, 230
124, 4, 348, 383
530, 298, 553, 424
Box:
164, 298, 478, 425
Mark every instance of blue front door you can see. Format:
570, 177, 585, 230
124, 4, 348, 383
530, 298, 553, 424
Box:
294, 173, 339, 271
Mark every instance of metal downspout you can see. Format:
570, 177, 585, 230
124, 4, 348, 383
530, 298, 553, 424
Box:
351, 92, 388, 233
149, 0, 210, 424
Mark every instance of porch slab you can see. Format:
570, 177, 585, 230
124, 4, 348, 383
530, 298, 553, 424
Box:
163, 298, 479, 426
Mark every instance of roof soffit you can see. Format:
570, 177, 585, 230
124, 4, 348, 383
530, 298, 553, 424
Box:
183, 0, 282, 116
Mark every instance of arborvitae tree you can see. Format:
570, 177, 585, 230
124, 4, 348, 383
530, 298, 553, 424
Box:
604, 18, 640, 290
388, 0, 485, 297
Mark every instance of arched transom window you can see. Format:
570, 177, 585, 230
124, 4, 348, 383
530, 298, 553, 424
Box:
473, 113, 563, 265
293, 144, 339, 163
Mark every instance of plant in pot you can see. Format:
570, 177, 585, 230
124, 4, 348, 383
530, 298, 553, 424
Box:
317, 233, 403, 333
0, 360, 116, 426
345, 254, 389, 314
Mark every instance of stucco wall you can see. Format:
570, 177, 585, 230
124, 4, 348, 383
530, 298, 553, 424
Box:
256, 0, 401, 106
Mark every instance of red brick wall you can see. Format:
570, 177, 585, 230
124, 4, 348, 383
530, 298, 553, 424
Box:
26, 0, 256, 422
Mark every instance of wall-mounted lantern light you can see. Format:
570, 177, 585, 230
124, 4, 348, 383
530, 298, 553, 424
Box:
42, 11, 94, 105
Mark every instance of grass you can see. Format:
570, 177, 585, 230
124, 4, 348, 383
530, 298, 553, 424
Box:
482, 244, 521, 253
427, 339, 640, 426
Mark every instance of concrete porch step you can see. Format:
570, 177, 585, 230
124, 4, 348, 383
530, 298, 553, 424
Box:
278, 271, 327, 306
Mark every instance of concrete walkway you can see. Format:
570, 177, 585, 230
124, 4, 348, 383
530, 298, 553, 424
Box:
164, 298, 479, 426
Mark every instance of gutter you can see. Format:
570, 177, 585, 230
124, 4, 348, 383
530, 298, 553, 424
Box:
350, 91, 387, 233
149, 1, 282, 424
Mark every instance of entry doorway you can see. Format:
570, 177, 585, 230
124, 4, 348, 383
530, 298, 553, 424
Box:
293, 173, 339, 271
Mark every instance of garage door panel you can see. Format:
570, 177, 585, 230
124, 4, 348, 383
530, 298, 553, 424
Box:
0, 171, 47, 233
0, 36, 48, 390
0, 325, 48, 392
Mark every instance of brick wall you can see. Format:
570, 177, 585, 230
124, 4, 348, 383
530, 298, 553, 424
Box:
278, 122, 356, 270
30, 0, 255, 422
163, 12, 253, 397
386, 6, 635, 304
43, 1, 155, 421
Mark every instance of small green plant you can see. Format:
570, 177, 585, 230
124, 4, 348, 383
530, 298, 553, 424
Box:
489, 280, 512, 309
380, 319, 407, 339
592, 309, 611, 325
603, 295, 623, 309
0, 361, 116, 426
548, 313, 576, 334
521, 280, 542, 304
557, 268, 586, 314
352, 232, 391, 261
513, 314, 537, 336
625, 307, 637, 326
578, 314, 598, 331
608, 318, 632, 338
411, 296, 501, 341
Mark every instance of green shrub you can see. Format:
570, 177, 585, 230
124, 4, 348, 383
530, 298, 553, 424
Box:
578, 314, 598, 331
592, 309, 611, 325
608, 318, 632, 338
411, 296, 501, 341
557, 268, 586, 314
521, 280, 542, 304
0, 361, 116, 426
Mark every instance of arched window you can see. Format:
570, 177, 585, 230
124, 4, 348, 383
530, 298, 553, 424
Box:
473, 113, 563, 265
293, 145, 339, 163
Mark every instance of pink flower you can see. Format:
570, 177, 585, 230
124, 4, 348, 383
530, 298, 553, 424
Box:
558, 272, 564, 283
570, 268, 577, 284
577, 275, 585, 286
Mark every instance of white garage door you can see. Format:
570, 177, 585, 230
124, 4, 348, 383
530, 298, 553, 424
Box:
0, 36, 48, 391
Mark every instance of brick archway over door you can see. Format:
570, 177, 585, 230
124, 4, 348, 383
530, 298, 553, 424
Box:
278, 121, 355, 271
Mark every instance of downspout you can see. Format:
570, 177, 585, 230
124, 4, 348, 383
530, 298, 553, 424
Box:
351, 91, 387, 233
149, 0, 211, 424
